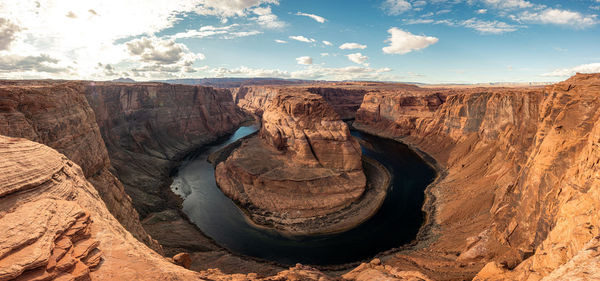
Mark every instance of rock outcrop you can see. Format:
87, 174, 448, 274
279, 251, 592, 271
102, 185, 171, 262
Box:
0, 136, 202, 280
82, 82, 248, 218
232, 84, 376, 119
354, 73, 600, 280
216, 91, 367, 229
0, 81, 161, 252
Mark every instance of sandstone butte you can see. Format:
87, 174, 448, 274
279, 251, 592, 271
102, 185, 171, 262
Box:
0, 73, 598, 281
215, 90, 368, 232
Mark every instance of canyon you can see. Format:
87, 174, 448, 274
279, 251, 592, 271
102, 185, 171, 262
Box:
1, 73, 600, 280
215, 90, 373, 234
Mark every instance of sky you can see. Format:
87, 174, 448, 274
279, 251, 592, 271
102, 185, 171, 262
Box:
0, 0, 599, 83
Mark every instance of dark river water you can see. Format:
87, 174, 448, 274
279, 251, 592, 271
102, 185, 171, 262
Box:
171, 125, 436, 265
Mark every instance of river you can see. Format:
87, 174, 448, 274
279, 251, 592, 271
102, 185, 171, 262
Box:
171, 125, 436, 265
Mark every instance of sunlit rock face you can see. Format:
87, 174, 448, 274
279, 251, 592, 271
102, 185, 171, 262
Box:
0, 135, 202, 281
216, 91, 366, 219
355, 73, 600, 281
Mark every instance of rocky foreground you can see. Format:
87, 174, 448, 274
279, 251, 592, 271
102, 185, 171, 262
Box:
1, 74, 600, 280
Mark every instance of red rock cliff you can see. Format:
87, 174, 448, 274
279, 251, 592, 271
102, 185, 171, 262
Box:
0, 135, 202, 280
216, 91, 366, 221
0, 81, 160, 252
232, 85, 369, 119
354, 73, 600, 280
82, 82, 248, 218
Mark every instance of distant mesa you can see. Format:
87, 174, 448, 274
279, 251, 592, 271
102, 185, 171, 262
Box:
111, 77, 136, 83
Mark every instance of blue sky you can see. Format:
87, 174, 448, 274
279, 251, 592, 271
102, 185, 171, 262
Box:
0, 0, 599, 83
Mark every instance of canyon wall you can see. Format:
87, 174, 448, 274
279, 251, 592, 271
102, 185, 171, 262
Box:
0, 82, 161, 252
354, 73, 600, 280
216, 91, 366, 221
0, 135, 202, 280
82, 82, 248, 218
232, 85, 369, 119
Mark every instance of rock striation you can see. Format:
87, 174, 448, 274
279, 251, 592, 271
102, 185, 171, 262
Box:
354, 73, 600, 280
0, 81, 161, 252
0, 136, 202, 280
232, 84, 375, 119
82, 82, 248, 218
216, 91, 367, 230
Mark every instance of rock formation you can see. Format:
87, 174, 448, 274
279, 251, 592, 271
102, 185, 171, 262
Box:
232, 84, 375, 119
354, 73, 600, 280
81, 82, 248, 218
3, 74, 600, 280
0, 136, 202, 280
216, 91, 366, 224
0, 81, 161, 252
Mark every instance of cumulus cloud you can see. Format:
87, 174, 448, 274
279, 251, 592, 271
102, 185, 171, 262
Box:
0, 54, 67, 73
516, 8, 598, 28
339, 43, 367, 50
542, 63, 600, 77
477, 9, 488, 14
251, 6, 285, 28
126, 37, 203, 65
381, 0, 412, 15
0, 0, 285, 79
347, 53, 369, 66
195, 0, 279, 19
461, 18, 518, 34
0, 18, 21, 51
296, 56, 313, 65
382, 27, 438, 55
482, 0, 533, 9
289, 35, 316, 43
322, 40, 333, 46
275, 39, 287, 43
296, 12, 326, 23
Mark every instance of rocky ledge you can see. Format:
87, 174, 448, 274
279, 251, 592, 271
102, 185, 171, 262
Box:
215, 91, 389, 235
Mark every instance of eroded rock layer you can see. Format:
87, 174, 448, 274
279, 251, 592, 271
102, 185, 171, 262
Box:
354, 73, 600, 280
216, 91, 366, 221
0, 136, 202, 280
232, 84, 383, 119
82, 82, 248, 218
0, 82, 161, 252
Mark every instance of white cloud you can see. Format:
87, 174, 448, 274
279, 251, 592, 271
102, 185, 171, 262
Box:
289, 35, 316, 43
347, 53, 369, 66
461, 18, 518, 34
126, 36, 204, 65
210, 66, 290, 78
296, 56, 313, 65
339, 43, 367, 50
0, 18, 21, 51
404, 18, 435, 24
296, 12, 326, 23
275, 39, 288, 43
290, 65, 393, 81
0, 54, 68, 73
482, 0, 533, 9
517, 8, 598, 28
322, 40, 333, 46
321, 53, 330, 56
0, 0, 285, 79
542, 63, 600, 77
381, 0, 412, 15
251, 6, 285, 28
382, 27, 438, 55
194, 0, 279, 19
477, 9, 488, 14
171, 25, 237, 39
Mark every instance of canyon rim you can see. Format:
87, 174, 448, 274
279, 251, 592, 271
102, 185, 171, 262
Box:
1, 1, 600, 280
